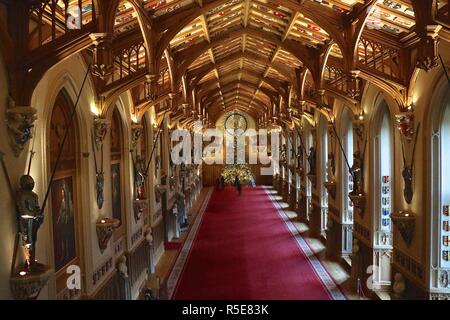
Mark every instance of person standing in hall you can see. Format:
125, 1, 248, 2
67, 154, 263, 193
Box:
234, 176, 242, 195
215, 178, 220, 191
220, 175, 225, 190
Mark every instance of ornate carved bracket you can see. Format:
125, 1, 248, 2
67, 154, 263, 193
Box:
96, 218, 120, 253
416, 25, 442, 72
352, 118, 365, 140
90, 33, 114, 80
10, 263, 52, 300
145, 74, 159, 101
395, 112, 414, 140
391, 211, 415, 247
324, 180, 337, 199
93, 117, 110, 150
133, 199, 148, 223
346, 70, 361, 99
349, 192, 366, 218
5, 98, 37, 157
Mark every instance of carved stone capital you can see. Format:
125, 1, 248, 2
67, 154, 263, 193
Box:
5, 98, 37, 157
90, 33, 114, 80
416, 25, 442, 72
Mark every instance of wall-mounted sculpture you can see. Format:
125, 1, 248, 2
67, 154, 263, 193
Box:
5, 97, 37, 157
396, 113, 420, 204
307, 146, 316, 175
349, 117, 367, 217
10, 174, 52, 300
91, 120, 109, 209
93, 117, 110, 150
296, 146, 302, 169
133, 154, 147, 200
131, 123, 143, 152
280, 144, 287, 166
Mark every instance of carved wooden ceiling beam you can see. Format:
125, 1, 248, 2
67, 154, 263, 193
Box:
187, 51, 296, 89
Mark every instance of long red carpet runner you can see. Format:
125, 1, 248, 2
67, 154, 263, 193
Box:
167, 186, 345, 300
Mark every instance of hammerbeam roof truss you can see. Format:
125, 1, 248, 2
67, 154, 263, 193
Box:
9, 0, 445, 123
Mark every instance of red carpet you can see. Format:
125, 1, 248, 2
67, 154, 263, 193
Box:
170, 186, 344, 300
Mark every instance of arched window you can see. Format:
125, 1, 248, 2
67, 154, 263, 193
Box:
111, 108, 124, 229
377, 105, 393, 243
430, 85, 450, 296
373, 101, 393, 290
305, 122, 313, 221
295, 129, 302, 190
320, 116, 329, 233
49, 89, 81, 297
440, 102, 450, 268
141, 116, 149, 159
288, 130, 293, 193
341, 108, 354, 255
281, 132, 287, 181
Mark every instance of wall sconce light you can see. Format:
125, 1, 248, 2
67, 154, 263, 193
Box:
391, 210, 415, 247
90, 103, 100, 116
10, 263, 52, 300
96, 218, 120, 253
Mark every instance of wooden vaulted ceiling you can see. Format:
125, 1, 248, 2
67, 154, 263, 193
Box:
31, 0, 428, 123
172, 0, 417, 121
